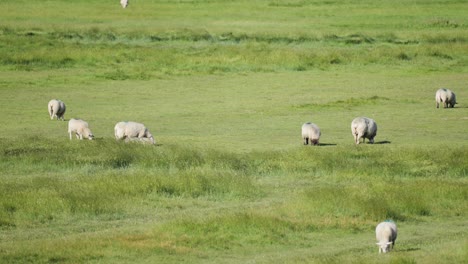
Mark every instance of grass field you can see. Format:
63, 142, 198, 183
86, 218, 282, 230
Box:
0, 0, 467, 263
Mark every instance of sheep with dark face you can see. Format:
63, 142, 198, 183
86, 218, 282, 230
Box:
435, 88, 457, 108
68, 118, 94, 140
351, 117, 377, 144
114, 121, 155, 144
120, 0, 129, 8
48, 99, 66, 121
301, 122, 321, 145
375, 221, 398, 253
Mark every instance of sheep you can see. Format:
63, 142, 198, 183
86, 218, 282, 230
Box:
435, 88, 457, 108
48, 99, 66, 121
375, 221, 398, 253
120, 0, 128, 8
68, 118, 94, 140
114, 121, 155, 144
351, 117, 377, 144
301, 122, 321, 145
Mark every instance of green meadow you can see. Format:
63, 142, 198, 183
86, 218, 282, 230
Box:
0, 0, 467, 263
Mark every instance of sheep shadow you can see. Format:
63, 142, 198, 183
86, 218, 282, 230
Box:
302, 143, 337, 147
398, 247, 420, 252
318, 143, 337, 146
374, 140, 391, 145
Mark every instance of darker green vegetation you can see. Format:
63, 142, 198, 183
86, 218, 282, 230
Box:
294, 96, 391, 110
1, 26, 467, 76
1, 137, 466, 263
1, 138, 466, 230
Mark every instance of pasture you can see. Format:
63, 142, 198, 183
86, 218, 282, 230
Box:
0, 0, 467, 263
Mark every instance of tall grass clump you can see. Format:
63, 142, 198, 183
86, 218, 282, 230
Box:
1, 138, 466, 225
299, 179, 466, 223
0, 138, 258, 227
146, 211, 316, 253
1, 138, 467, 261
2, 25, 467, 75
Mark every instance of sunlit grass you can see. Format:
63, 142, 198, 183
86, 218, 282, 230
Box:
1, 23, 468, 76
1, 0, 468, 263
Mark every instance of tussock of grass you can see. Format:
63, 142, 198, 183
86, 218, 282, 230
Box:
2, 138, 466, 230
0, 138, 260, 227
426, 18, 463, 28
294, 96, 390, 110
1, 26, 467, 75
151, 211, 316, 251
301, 180, 466, 222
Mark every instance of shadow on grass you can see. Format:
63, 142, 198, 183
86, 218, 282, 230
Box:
374, 141, 391, 144
92, 137, 105, 140
318, 143, 338, 146
302, 143, 337, 147
398, 247, 421, 252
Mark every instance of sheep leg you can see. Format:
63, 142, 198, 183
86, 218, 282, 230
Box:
49, 106, 54, 119
304, 138, 308, 145
69, 132, 72, 140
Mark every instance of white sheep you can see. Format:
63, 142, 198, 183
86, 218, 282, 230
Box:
114, 121, 155, 144
68, 118, 94, 140
120, 0, 129, 8
435, 88, 457, 108
351, 117, 377, 144
48, 99, 66, 121
301, 122, 321, 145
375, 221, 398, 253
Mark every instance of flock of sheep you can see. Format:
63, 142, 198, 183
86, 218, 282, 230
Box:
48, 99, 155, 144
302, 116, 377, 146
49, 87, 456, 253
41, 0, 457, 256
302, 88, 458, 147
302, 88, 457, 253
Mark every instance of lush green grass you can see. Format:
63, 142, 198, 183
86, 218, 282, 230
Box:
1, 0, 467, 263
0, 139, 467, 263
1, 0, 468, 77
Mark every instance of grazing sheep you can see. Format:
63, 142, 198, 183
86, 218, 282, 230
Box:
114, 121, 155, 144
301, 122, 321, 145
48, 99, 66, 121
120, 0, 128, 8
351, 117, 377, 144
375, 221, 398, 253
435, 88, 457, 108
68, 118, 94, 140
